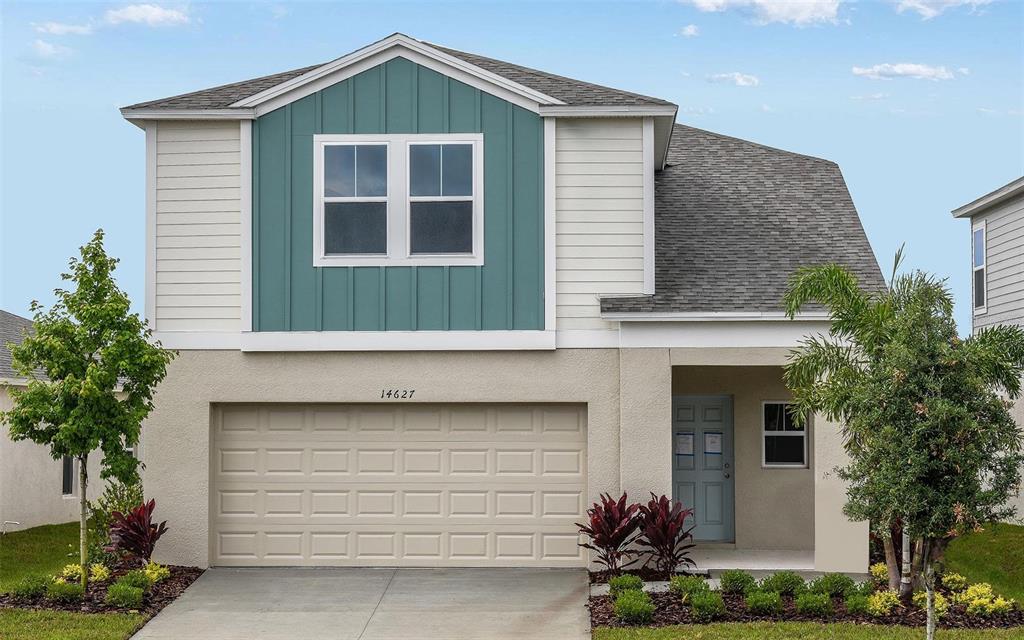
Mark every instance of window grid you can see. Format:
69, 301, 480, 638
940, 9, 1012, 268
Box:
761, 401, 808, 469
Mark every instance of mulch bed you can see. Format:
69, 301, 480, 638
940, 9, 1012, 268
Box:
589, 592, 1024, 629
0, 565, 203, 616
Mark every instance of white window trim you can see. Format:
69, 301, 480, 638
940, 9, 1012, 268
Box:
761, 400, 808, 469
312, 133, 484, 267
973, 220, 987, 315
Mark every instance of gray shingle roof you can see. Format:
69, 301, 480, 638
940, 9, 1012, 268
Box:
123, 38, 674, 111
601, 124, 885, 314
0, 310, 33, 381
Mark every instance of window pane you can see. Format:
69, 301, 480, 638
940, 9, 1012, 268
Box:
356, 145, 387, 197
975, 268, 986, 308
410, 201, 473, 254
324, 202, 387, 254
765, 436, 805, 465
442, 144, 473, 196
410, 144, 441, 197
764, 403, 783, 431
62, 456, 73, 495
973, 228, 985, 267
324, 145, 355, 197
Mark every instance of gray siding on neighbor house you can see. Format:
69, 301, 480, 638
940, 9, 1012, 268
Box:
974, 193, 1024, 332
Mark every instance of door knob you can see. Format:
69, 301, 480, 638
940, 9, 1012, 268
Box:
724, 473, 731, 479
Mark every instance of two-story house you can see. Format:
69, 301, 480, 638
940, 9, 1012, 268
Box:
953, 176, 1024, 520
121, 34, 884, 572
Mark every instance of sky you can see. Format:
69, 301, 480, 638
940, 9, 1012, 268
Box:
1, 0, 1022, 334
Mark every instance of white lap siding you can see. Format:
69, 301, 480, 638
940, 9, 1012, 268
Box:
555, 119, 645, 330
154, 122, 242, 332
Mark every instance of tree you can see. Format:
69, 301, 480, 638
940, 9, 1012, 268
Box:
1, 230, 174, 588
783, 252, 1024, 640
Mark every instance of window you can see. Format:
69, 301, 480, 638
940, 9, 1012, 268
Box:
762, 402, 807, 468
61, 456, 74, 496
973, 222, 986, 313
313, 134, 483, 267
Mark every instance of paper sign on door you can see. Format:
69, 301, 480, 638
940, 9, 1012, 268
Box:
675, 433, 694, 456
704, 432, 723, 455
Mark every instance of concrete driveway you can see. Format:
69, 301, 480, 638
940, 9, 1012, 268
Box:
131, 567, 589, 640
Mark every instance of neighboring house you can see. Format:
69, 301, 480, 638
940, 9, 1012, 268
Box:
120, 33, 884, 572
0, 310, 100, 530
952, 176, 1024, 521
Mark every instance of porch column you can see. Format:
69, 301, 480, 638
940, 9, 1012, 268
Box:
813, 414, 869, 573
618, 348, 672, 499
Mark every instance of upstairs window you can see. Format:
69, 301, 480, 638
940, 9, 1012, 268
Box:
762, 402, 807, 468
313, 134, 483, 267
973, 222, 986, 313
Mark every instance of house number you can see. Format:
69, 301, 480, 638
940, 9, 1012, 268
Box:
380, 389, 415, 399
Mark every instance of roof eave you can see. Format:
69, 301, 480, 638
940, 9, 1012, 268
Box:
952, 176, 1024, 218
120, 107, 256, 124
600, 311, 832, 322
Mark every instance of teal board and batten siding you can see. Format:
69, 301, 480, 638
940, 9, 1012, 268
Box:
253, 57, 544, 332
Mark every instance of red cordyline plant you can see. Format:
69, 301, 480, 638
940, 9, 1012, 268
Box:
105, 499, 168, 566
575, 492, 641, 574
636, 493, 696, 575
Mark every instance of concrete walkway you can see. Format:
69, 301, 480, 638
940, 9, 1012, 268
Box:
131, 567, 590, 640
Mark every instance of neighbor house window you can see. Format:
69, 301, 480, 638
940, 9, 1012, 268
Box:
973, 222, 986, 313
61, 456, 74, 496
313, 134, 483, 267
762, 402, 807, 468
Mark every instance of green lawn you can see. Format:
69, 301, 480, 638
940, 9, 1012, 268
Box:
0, 521, 79, 592
0, 610, 147, 640
593, 623, 1023, 640
944, 522, 1024, 601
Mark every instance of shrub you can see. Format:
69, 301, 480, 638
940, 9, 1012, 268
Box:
118, 570, 153, 591
912, 590, 949, 618
809, 573, 856, 598
635, 494, 696, 575
88, 479, 144, 565
867, 590, 901, 617
46, 580, 85, 603
57, 563, 83, 584
852, 580, 876, 597
796, 592, 834, 617
105, 582, 144, 609
745, 590, 782, 615
143, 561, 170, 584
690, 591, 726, 622
941, 572, 969, 593
952, 583, 995, 607
669, 575, 709, 601
608, 574, 644, 598
967, 597, 1015, 617
720, 569, 757, 595
759, 571, 806, 596
90, 563, 111, 582
845, 594, 870, 615
105, 499, 169, 565
869, 562, 889, 585
613, 589, 655, 625
11, 575, 50, 599
576, 493, 641, 574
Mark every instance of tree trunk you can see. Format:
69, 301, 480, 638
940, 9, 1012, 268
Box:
882, 530, 901, 591
911, 538, 926, 590
923, 540, 936, 640
79, 453, 89, 589
899, 523, 913, 599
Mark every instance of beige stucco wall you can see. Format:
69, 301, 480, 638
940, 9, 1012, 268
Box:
671, 366, 814, 551
0, 385, 103, 531
813, 415, 869, 573
1008, 394, 1024, 523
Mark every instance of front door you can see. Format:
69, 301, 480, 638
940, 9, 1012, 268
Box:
672, 395, 735, 542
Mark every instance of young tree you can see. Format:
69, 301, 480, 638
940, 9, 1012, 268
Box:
783, 252, 1024, 640
1, 230, 174, 588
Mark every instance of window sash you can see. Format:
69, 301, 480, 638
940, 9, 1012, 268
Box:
762, 402, 807, 468
61, 456, 74, 496
973, 223, 986, 313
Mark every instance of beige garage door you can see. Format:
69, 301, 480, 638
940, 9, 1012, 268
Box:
211, 404, 587, 567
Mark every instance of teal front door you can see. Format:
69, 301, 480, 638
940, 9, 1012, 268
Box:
672, 395, 735, 542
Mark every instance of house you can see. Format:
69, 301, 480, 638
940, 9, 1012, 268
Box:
0, 310, 100, 530
120, 33, 884, 572
952, 176, 1024, 521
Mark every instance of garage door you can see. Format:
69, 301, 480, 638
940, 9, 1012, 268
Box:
211, 404, 587, 567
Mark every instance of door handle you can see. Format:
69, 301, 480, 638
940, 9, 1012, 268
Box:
724, 473, 731, 479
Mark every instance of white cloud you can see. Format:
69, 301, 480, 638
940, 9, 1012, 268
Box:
707, 71, 760, 87
104, 4, 190, 27
894, 0, 992, 20
976, 107, 997, 115
760, 104, 773, 112
681, 0, 842, 25
852, 62, 955, 81
680, 106, 715, 116
33, 21, 94, 35
850, 92, 890, 100
270, 5, 290, 20
958, 67, 970, 75
679, 24, 700, 37
29, 39, 72, 61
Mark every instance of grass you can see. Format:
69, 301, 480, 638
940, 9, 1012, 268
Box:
593, 623, 1024, 640
944, 522, 1024, 601
0, 610, 147, 640
0, 521, 79, 592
